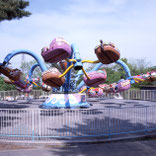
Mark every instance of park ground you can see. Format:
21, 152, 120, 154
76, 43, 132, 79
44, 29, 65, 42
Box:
0, 98, 156, 155
1, 137, 156, 156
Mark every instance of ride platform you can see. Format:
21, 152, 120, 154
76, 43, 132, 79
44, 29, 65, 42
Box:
40, 93, 90, 109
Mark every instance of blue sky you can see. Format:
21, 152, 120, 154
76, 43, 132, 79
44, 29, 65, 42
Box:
0, 0, 156, 68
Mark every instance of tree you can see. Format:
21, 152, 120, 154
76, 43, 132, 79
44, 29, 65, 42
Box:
0, 76, 15, 91
20, 60, 42, 78
0, 0, 31, 22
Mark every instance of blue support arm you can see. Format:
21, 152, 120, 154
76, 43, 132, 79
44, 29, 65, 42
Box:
64, 46, 73, 92
115, 60, 135, 84
72, 43, 83, 70
116, 60, 131, 78
28, 64, 39, 82
64, 44, 84, 92
3, 49, 47, 72
77, 59, 134, 90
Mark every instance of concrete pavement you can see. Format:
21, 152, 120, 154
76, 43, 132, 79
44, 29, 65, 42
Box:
1, 138, 156, 156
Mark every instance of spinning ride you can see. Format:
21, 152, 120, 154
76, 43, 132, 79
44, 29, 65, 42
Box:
0, 38, 156, 108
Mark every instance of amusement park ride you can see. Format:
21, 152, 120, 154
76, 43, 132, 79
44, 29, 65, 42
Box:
0, 38, 156, 108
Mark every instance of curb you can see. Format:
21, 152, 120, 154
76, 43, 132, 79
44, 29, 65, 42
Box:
1, 133, 156, 147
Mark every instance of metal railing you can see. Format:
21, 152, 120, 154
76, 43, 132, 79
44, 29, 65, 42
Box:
0, 106, 156, 141
0, 89, 156, 102
0, 90, 52, 101
0, 89, 156, 141
120, 90, 156, 102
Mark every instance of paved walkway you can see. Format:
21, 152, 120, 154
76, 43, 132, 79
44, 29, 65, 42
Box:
0, 98, 156, 156
1, 97, 156, 109
1, 138, 156, 156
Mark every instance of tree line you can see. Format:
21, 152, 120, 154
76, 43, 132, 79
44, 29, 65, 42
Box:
0, 59, 155, 91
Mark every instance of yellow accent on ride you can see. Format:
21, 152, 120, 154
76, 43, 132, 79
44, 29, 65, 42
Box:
82, 68, 90, 80
59, 64, 74, 78
66, 59, 76, 62
79, 87, 87, 93
89, 87, 95, 90
11, 80, 14, 83
32, 81, 42, 88
133, 78, 145, 83
82, 60, 100, 63
58, 59, 100, 79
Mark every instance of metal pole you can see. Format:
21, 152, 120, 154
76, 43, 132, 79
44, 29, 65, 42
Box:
38, 110, 41, 137
108, 108, 111, 139
32, 110, 35, 141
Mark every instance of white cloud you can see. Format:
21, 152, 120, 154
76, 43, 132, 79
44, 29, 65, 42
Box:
0, 0, 156, 69
109, 0, 128, 6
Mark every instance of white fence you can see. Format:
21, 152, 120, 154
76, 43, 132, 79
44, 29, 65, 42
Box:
0, 89, 156, 102
1, 107, 156, 141
120, 90, 156, 102
0, 89, 156, 141
0, 90, 52, 101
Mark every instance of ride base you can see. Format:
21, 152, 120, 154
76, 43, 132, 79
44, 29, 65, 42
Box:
40, 93, 90, 109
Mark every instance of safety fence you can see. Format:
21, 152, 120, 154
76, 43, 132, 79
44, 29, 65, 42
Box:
102, 90, 156, 102
121, 90, 156, 102
0, 106, 156, 141
0, 89, 156, 102
0, 90, 52, 101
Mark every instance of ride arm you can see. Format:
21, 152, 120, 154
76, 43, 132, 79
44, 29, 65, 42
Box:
28, 64, 40, 82
59, 64, 74, 78
79, 87, 87, 93
82, 60, 100, 63
3, 49, 47, 72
